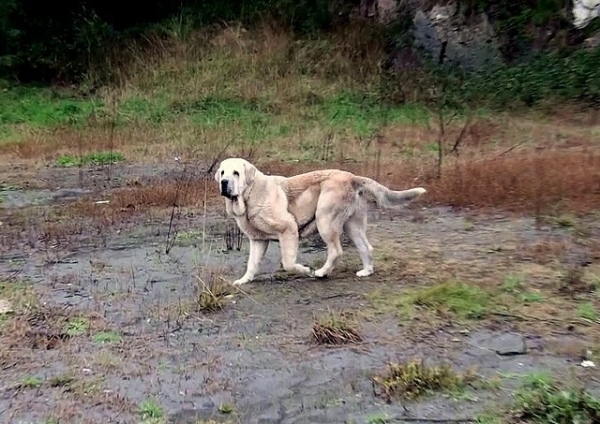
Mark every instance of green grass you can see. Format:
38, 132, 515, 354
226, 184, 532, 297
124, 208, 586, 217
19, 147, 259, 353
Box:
139, 399, 164, 421
511, 373, 600, 423
369, 281, 491, 321
21, 375, 43, 388
56, 151, 125, 167
63, 317, 89, 337
49, 374, 75, 387
520, 291, 544, 304
578, 302, 598, 321
0, 85, 99, 139
92, 331, 122, 344
366, 413, 391, 424
501, 275, 526, 293
218, 403, 235, 414
501, 275, 544, 304
319, 91, 429, 137
2, 82, 433, 161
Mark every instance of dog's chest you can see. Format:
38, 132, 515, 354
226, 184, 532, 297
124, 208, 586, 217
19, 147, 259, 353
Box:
233, 214, 275, 240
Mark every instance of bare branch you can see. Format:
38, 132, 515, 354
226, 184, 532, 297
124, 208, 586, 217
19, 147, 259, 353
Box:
449, 113, 473, 156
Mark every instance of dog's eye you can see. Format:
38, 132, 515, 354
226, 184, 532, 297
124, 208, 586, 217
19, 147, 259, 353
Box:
233, 171, 239, 177
220, 170, 224, 176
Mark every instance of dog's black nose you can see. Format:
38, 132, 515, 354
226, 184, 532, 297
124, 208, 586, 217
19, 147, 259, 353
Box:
220, 179, 229, 194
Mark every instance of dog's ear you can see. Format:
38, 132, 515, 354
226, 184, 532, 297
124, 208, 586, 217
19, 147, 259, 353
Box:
214, 168, 221, 182
244, 162, 256, 186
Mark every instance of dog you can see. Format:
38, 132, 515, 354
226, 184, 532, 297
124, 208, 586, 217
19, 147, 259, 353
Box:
215, 157, 426, 285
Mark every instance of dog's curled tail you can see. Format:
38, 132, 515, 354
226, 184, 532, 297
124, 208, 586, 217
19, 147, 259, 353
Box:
352, 176, 426, 208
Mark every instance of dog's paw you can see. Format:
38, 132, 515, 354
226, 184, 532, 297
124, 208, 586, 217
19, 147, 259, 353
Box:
295, 265, 312, 276
314, 268, 329, 278
233, 278, 248, 286
356, 268, 374, 277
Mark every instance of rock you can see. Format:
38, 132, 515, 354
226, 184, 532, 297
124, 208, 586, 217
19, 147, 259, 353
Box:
412, 4, 503, 72
573, 0, 600, 29
584, 30, 600, 49
468, 331, 528, 356
359, 0, 408, 24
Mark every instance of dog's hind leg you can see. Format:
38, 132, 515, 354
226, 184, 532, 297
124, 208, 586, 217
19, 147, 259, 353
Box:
313, 196, 347, 278
234, 239, 269, 285
344, 212, 374, 277
313, 220, 343, 278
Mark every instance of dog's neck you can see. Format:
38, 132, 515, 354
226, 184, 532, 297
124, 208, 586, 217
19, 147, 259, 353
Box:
224, 170, 265, 218
227, 180, 256, 217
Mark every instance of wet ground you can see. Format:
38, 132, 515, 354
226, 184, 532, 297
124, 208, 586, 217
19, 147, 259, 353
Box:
1, 162, 600, 423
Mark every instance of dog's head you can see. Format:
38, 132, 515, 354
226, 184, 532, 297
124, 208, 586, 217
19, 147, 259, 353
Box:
215, 158, 257, 200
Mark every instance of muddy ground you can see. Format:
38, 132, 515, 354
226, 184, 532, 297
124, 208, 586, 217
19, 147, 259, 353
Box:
1, 162, 600, 424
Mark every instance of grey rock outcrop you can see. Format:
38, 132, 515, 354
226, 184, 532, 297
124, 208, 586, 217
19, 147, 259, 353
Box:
573, 0, 600, 29
412, 4, 502, 71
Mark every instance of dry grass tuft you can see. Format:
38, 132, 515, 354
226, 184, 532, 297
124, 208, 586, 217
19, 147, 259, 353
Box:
194, 266, 232, 313
557, 266, 596, 296
110, 176, 217, 210
1, 305, 105, 350
516, 239, 569, 265
373, 358, 478, 402
311, 308, 362, 345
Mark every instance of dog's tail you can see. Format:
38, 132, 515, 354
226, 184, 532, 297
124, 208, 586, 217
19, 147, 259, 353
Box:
352, 176, 426, 208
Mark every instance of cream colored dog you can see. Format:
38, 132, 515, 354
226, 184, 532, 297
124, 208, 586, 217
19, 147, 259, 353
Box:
215, 158, 426, 285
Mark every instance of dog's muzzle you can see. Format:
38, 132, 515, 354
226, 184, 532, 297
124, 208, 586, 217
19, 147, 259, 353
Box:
220, 179, 236, 199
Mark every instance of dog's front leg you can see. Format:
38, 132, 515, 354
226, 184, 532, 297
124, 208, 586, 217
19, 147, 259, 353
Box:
279, 228, 313, 277
233, 239, 269, 286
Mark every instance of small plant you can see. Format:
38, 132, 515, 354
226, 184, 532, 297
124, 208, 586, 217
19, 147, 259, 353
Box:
367, 413, 391, 424
409, 281, 489, 320
139, 398, 163, 421
218, 402, 235, 414
21, 375, 43, 388
554, 214, 578, 228
312, 308, 362, 345
502, 275, 526, 293
49, 374, 74, 387
558, 267, 595, 295
578, 302, 598, 322
56, 151, 125, 168
63, 317, 89, 337
194, 267, 231, 313
521, 292, 544, 304
92, 331, 122, 344
463, 218, 475, 231
511, 373, 600, 423
373, 358, 477, 401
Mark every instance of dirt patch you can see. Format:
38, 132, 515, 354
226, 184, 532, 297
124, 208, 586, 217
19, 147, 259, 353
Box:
1, 161, 600, 423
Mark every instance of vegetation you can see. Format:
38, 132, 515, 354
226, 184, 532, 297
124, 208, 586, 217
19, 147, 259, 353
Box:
373, 358, 478, 401
369, 281, 491, 321
312, 308, 363, 345
194, 267, 232, 313
510, 373, 600, 423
